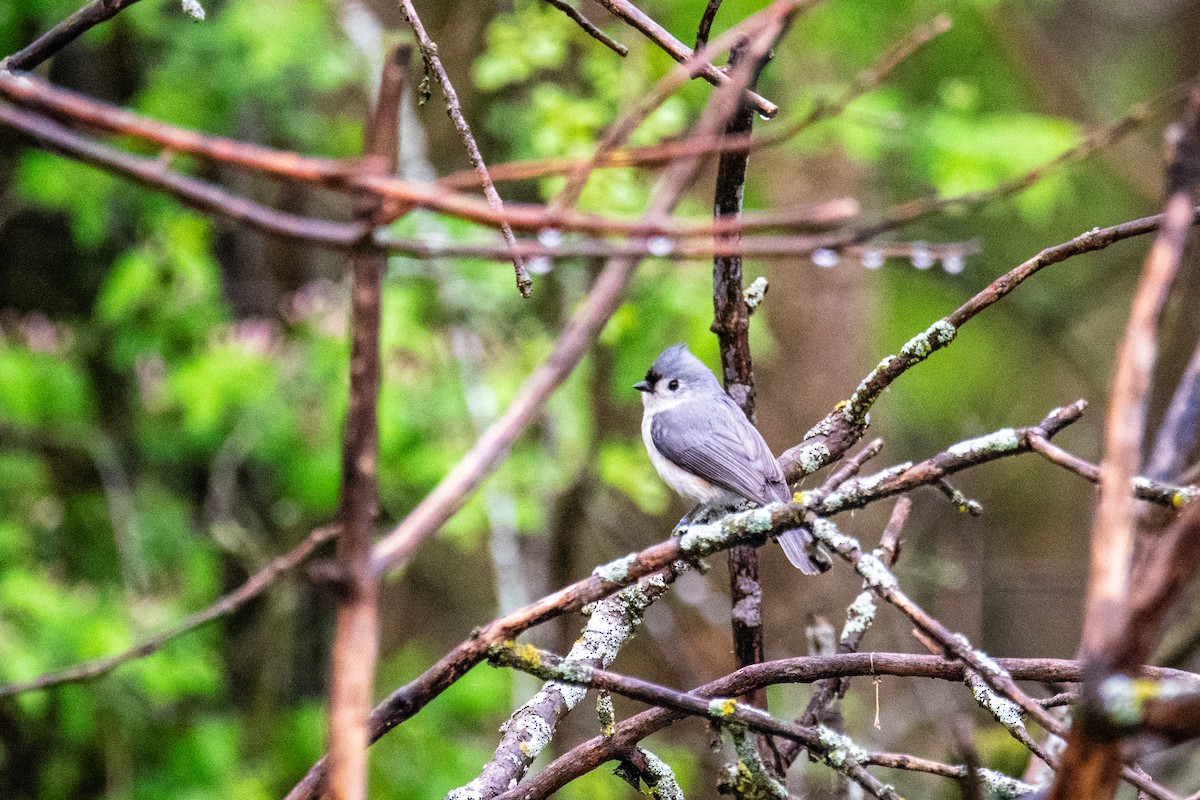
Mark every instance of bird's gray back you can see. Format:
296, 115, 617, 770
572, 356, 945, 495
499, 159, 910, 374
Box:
650, 392, 789, 506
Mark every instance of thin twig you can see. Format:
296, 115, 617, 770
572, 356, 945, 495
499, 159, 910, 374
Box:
3, 0, 144, 71
0, 524, 338, 699
549, 0, 804, 213
1027, 432, 1194, 507
592, 0, 778, 117
542, 0, 628, 55
395, 0, 531, 296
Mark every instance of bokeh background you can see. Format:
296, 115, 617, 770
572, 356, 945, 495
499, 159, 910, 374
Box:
2, 0, 1199, 797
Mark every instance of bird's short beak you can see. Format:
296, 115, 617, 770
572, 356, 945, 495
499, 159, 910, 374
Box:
633, 380, 651, 393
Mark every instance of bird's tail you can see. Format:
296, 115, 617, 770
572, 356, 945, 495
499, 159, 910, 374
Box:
778, 528, 832, 575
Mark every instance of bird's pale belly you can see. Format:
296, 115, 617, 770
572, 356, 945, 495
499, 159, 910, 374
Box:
642, 412, 741, 506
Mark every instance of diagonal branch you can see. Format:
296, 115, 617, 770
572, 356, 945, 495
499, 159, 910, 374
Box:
542, 0, 628, 55
395, 0, 531, 296
448, 565, 682, 800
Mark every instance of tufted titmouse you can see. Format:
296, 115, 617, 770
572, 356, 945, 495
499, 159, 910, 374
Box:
634, 343, 829, 575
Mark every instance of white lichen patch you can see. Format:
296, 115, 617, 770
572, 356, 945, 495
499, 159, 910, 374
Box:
947, 428, 1020, 459
965, 670, 1025, 731
840, 591, 878, 644
822, 462, 913, 511
678, 521, 728, 556
180, 0, 206, 20
965, 641, 1008, 677
1097, 674, 1142, 727
679, 506, 774, 556
809, 517, 856, 555
743, 276, 769, 311
977, 768, 1037, 799
639, 748, 686, 800
855, 552, 898, 591
796, 442, 833, 475
512, 713, 554, 761
808, 416, 835, 437
596, 691, 616, 737
592, 553, 638, 583
815, 725, 867, 769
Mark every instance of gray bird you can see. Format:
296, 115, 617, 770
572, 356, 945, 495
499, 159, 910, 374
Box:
634, 343, 828, 575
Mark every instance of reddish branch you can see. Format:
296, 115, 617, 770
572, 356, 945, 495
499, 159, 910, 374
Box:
0, 71, 854, 239
0, 524, 338, 699
0, 102, 368, 247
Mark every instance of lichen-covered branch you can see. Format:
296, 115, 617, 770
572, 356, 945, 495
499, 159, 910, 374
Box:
448, 566, 681, 799
489, 646, 1193, 800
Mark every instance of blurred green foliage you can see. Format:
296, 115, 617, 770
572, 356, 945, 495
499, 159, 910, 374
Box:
0, 0, 1180, 797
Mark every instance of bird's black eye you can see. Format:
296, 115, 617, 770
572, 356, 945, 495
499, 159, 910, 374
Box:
668, 379, 679, 391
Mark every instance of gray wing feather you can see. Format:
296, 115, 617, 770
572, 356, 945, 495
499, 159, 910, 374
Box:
651, 395, 789, 505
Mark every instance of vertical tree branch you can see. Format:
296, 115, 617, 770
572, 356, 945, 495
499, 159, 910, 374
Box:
708, 28, 784, 781
711, 39, 766, 707
326, 45, 404, 800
